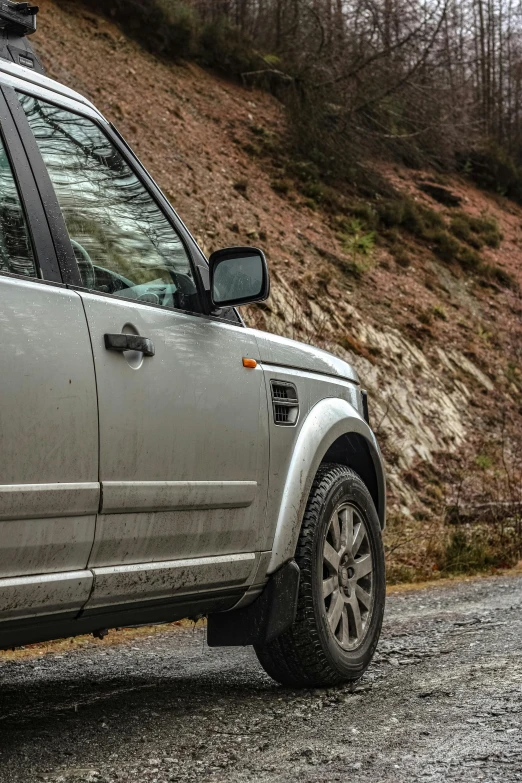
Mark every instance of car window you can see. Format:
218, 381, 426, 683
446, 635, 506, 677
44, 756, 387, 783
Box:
0, 132, 38, 278
18, 94, 200, 313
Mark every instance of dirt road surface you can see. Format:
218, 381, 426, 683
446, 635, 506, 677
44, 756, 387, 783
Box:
1, 574, 522, 782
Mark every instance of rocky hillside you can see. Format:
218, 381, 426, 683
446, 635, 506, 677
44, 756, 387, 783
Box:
33, 0, 522, 579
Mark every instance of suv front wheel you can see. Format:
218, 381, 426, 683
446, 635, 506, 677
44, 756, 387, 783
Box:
255, 464, 385, 687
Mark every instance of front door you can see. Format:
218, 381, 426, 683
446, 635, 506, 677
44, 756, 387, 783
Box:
19, 93, 269, 610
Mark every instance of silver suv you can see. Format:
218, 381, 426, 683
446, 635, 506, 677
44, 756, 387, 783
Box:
0, 4, 385, 687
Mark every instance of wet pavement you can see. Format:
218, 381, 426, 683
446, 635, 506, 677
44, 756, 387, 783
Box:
1, 573, 522, 782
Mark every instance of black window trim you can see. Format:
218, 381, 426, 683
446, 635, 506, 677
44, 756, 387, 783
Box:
0, 83, 62, 284
10, 86, 212, 317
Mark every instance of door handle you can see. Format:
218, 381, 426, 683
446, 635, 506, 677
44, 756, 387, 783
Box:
104, 334, 155, 357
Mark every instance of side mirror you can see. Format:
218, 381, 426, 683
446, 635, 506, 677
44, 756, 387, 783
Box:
209, 247, 270, 308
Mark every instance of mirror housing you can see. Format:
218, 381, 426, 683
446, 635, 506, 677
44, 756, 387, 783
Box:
209, 247, 270, 308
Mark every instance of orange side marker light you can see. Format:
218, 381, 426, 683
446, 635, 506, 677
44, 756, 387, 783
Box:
243, 357, 257, 369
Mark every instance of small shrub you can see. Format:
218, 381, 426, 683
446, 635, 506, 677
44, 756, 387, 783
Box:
300, 181, 326, 203
243, 142, 261, 157
475, 454, 494, 470
482, 264, 518, 290
431, 230, 461, 262
432, 304, 448, 321
392, 244, 411, 267
199, 16, 259, 75
450, 215, 483, 248
349, 202, 379, 230
338, 220, 375, 258
271, 178, 292, 195
286, 160, 321, 184
458, 144, 522, 204
418, 310, 433, 326
437, 529, 516, 574
450, 212, 502, 249
375, 196, 443, 241
457, 244, 482, 270
375, 198, 408, 229
250, 124, 270, 138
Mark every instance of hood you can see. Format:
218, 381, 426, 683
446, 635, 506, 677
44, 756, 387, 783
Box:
251, 330, 359, 384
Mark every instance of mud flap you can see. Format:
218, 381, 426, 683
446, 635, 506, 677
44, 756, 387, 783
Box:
207, 560, 300, 647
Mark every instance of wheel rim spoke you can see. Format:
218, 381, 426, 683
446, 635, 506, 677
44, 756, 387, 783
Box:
327, 589, 344, 633
355, 583, 372, 610
349, 596, 363, 639
355, 553, 372, 580
340, 606, 350, 647
339, 505, 354, 554
322, 575, 337, 599
329, 511, 341, 551
323, 541, 340, 572
352, 522, 365, 556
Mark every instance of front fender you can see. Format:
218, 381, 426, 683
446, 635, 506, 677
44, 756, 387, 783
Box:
267, 397, 385, 574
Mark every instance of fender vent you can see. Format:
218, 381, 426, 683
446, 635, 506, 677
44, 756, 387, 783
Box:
271, 381, 299, 426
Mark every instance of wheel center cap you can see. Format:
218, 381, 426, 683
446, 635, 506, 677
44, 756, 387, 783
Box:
339, 563, 355, 591
339, 560, 355, 597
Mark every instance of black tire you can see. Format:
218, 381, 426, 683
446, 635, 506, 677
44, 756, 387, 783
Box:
255, 464, 385, 687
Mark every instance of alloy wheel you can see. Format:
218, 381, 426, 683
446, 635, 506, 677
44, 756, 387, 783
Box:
322, 503, 374, 650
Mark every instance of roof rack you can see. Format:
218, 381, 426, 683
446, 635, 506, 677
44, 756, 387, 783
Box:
0, 2, 44, 74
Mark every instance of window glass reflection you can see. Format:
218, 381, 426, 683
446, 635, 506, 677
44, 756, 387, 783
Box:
19, 94, 199, 312
0, 134, 37, 278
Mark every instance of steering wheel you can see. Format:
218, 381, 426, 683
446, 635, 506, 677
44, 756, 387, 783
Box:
70, 239, 96, 289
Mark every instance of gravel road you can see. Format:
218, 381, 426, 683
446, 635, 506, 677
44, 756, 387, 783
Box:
1, 573, 522, 783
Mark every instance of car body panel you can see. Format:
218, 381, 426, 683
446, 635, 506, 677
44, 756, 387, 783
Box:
78, 292, 269, 608
252, 362, 364, 552
252, 329, 360, 384
0, 277, 98, 619
0, 571, 93, 622
0, 59, 104, 119
264, 396, 385, 574
87, 552, 259, 609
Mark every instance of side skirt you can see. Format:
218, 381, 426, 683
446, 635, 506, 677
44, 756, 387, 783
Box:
0, 590, 241, 650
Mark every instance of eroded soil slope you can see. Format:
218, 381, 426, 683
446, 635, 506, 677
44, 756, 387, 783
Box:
32, 0, 522, 576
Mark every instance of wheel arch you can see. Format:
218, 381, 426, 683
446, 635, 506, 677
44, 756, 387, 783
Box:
321, 432, 383, 527
267, 397, 386, 575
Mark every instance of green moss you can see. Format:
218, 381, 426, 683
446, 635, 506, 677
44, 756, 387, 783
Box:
475, 454, 493, 470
